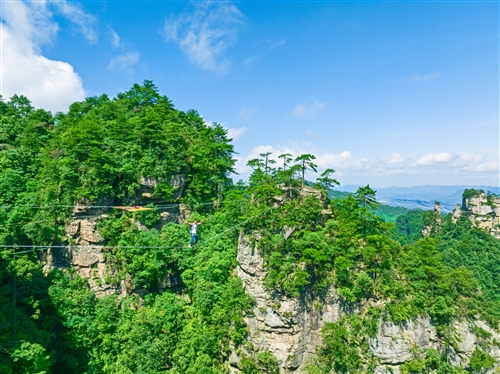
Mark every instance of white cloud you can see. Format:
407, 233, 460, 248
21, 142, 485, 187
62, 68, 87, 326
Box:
409, 71, 441, 82
243, 38, 285, 66
234, 143, 499, 186
388, 152, 405, 164
161, 1, 243, 74
290, 100, 326, 118
239, 106, 257, 121
108, 27, 121, 48
55, 2, 97, 43
1, 1, 94, 112
416, 152, 455, 166
475, 160, 499, 172
227, 126, 248, 140
108, 53, 140, 72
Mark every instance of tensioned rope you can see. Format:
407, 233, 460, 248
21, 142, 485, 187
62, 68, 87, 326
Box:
2, 200, 285, 256
0, 210, 129, 228
0, 200, 244, 209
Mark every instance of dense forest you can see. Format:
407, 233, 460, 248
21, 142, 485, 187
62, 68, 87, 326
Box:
0, 82, 498, 373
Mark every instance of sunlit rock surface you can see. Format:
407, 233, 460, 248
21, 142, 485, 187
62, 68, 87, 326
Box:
232, 233, 500, 373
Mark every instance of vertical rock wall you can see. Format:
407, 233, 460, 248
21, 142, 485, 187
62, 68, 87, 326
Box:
462, 193, 500, 239
42, 176, 188, 297
233, 233, 500, 373
232, 232, 344, 373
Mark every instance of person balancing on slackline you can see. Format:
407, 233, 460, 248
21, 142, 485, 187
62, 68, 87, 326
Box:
187, 219, 203, 248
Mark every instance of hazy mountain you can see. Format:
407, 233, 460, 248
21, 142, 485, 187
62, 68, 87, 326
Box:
337, 185, 500, 213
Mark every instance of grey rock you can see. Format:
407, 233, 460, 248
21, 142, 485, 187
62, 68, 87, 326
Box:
233, 230, 500, 373
463, 193, 500, 239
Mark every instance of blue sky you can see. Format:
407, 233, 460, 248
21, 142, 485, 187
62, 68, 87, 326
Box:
1, 0, 498, 187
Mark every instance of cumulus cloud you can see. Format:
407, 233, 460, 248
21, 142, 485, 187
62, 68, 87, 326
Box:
388, 152, 405, 165
108, 27, 121, 48
161, 1, 243, 74
416, 152, 456, 166
227, 126, 248, 140
290, 100, 326, 118
475, 160, 499, 172
108, 52, 140, 72
1, 1, 93, 112
409, 71, 441, 82
234, 143, 499, 186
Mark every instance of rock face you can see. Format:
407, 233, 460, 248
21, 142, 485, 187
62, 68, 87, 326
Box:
371, 319, 500, 373
130, 174, 187, 205
44, 245, 121, 297
232, 233, 345, 373
232, 233, 500, 373
42, 175, 188, 296
44, 244, 184, 298
462, 193, 500, 239
422, 202, 441, 237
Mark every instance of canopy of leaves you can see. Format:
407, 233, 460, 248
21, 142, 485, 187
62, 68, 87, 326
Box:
0, 87, 498, 373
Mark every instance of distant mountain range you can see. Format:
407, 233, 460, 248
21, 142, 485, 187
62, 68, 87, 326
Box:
336, 185, 500, 213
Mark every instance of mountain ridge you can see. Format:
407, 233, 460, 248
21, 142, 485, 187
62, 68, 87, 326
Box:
337, 184, 500, 212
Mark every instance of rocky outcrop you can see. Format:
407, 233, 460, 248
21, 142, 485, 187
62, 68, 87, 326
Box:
452, 203, 462, 223
43, 244, 183, 298
72, 174, 187, 214
422, 202, 441, 237
44, 245, 120, 297
232, 233, 345, 373
371, 319, 500, 373
128, 174, 187, 205
462, 192, 500, 239
42, 174, 189, 296
232, 233, 500, 373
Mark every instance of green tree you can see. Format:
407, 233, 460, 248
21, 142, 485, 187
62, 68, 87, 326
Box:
259, 152, 276, 175
354, 185, 379, 237
294, 154, 317, 187
315, 168, 340, 192
277, 153, 293, 171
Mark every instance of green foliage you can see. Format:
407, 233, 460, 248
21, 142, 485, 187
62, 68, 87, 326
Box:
463, 188, 484, 200
47, 210, 254, 373
399, 350, 468, 374
400, 359, 424, 374
310, 310, 381, 374
0, 85, 248, 373
294, 154, 317, 187
1, 86, 499, 373
10, 341, 52, 374
38, 80, 234, 208
395, 209, 425, 244
437, 215, 500, 307
375, 205, 411, 223
240, 349, 280, 374
315, 168, 339, 192
251, 193, 330, 296
469, 348, 495, 372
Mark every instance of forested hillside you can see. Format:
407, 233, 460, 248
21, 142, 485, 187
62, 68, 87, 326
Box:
0, 82, 499, 373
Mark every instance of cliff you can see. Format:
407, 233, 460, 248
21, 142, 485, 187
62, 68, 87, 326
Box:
451, 191, 500, 239
231, 232, 500, 373
38, 185, 500, 373
44, 186, 500, 374
42, 176, 189, 297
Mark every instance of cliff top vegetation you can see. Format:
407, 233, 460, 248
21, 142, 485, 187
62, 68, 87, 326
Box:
0, 82, 498, 373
